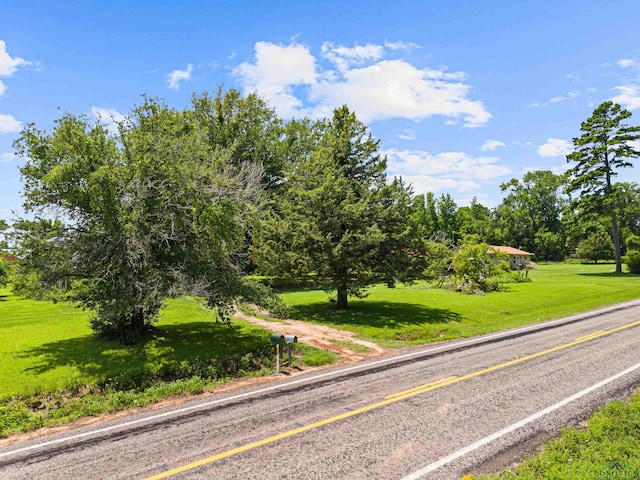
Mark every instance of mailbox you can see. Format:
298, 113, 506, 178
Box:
270, 334, 285, 344
284, 335, 298, 344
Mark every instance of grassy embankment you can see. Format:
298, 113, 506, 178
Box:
470, 387, 640, 479
0, 290, 333, 437
281, 263, 640, 347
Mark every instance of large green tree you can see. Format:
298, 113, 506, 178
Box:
14, 95, 267, 343
566, 101, 640, 273
256, 106, 415, 308
437, 193, 459, 242
408, 192, 441, 241
456, 197, 499, 244
189, 88, 284, 189
497, 170, 567, 260
576, 225, 615, 263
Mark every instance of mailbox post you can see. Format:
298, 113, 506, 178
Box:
270, 334, 285, 373
270, 334, 297, 373
284, 335, 298, 367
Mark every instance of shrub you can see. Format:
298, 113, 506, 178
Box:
577, 228, 614, 263
451, 243, 509, 294
626, 235, 640, 252
0, 258, 8, 288
625, 250, 640, 274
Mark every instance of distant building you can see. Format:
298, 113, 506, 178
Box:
489, 246, 535, 270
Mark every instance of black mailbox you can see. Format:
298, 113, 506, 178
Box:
270, 334, 285, 344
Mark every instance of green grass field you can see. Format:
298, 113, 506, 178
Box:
280, 263, 640, 347
0, 292, 279, 398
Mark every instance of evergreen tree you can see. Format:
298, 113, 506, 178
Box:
566, 102, 640, 273
256, 106, 414, 308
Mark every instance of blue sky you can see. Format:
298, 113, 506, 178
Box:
1, 0, 640, 219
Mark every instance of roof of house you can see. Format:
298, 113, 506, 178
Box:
489, 245, 534, 256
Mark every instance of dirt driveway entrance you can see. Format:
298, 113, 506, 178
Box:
233, 307, 385, 363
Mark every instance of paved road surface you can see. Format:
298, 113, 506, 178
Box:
2, 301, 640, 479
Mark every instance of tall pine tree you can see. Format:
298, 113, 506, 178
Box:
256, 106, 414, 308
566, 102, 640, 273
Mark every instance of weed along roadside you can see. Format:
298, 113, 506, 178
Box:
471, 387, 640, 479
1, 263, 639, 440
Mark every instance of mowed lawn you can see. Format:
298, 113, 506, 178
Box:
1, 263, 638, 399
281, 263, 640, 347
0, 291, 274, 398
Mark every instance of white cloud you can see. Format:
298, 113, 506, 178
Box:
397, 129, 416, 140
612, 85, 640, 110
384, 148, 511, 195
396, 173, 480, 194
384, 40, 421, 52
235, 42, 318, 118
321, 42, 384, 72
312, 59, 490, 127
91, 107, 126, 134
481, 140, 505, 151
549, 90, 579, 103
1, 152, 16, 163
167, 63, 194, 90
0, 40, 31, 97
0, 40, 30, 77
618, 58, 638, 69
537, 138, 572, 157
531, 90, 580, 107
566, 72, 582, 82
525, 163, 570, 175
0, 114, 21, 134
234, 41, 491, 127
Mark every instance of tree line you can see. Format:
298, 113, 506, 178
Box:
1, 90, 639, 343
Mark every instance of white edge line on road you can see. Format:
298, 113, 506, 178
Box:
400, 361, 640, 480
1, 299, 639, 460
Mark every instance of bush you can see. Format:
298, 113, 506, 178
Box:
10, 271, 72, 302
577, 228, 614, 263
451, 243, 509, 294
625, 250, 640, 274
0, 258, 8, 288
626, 235, 640, 252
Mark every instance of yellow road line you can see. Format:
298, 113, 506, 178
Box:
385, 376, 459, 400
575, 331, 606, 342
145, 319, 640, 479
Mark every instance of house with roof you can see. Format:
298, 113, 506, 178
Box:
489, 246, 535, 270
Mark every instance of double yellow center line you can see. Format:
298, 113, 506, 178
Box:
146, 319, 640, 479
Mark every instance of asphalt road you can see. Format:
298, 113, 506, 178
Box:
2, 300, 640, 480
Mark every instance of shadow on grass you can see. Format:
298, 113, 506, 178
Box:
18, 321, 271, 380
290, 301, 463, 329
